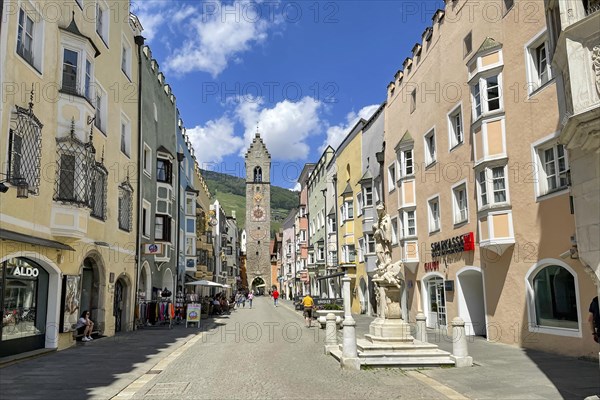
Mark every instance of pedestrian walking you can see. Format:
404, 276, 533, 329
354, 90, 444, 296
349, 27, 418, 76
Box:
302, 294, 314, 328
248, 291, 254, 308
589, 296, 599, 343
273, 289, 279, 307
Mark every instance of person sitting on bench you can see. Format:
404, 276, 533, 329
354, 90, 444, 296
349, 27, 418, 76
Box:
76, 310, 94, 341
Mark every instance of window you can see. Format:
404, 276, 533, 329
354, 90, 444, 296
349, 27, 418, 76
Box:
387, 163, 396, 192
96, 1, 109, 45
452, 184, 468, 224
535, 143, 568, 196
529, 264, 578, 331
142, 201, 151, 237
7, 107, 43, 194
472, 74, 502, 119
526, 33, 552, 93
463, 31, 472, 57
317, 244, 324, 261
16, 8, 41, 71
356, 193, 363, 216
155, 215, 171, 241
410, 89, 417, 113
342, 200, 354, 220
85, 59, 93, 100
299, 230, 307, 242
62, 49, 79, 94
95, 85, 107, 133
477, 166, 509, 208
365, 234, 375, 254
448, 106, 463, 149
363, 185, 373, 206
143, 144, 152, 176
121, 38, 132, 79
186, 195, 195, 215
391, 217, 398, 245
90, 166, 107, 220
186, 237, 195, 256
156, 158, 172, 184
424, 129, 436, 166
404, 149, 414, 176
253, 166, 262, 183
120, 117, 131, 157
428, 197, 440, 233
403, 210, 416, 237
118, 182, 133, 232
357, 238, 365, 262
343, 245, 356, 263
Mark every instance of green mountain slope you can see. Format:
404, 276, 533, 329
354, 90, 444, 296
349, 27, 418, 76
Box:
201, 169, 297, 237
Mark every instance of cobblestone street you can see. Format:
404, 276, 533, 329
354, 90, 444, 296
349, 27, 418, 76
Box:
122, 297, 444, 399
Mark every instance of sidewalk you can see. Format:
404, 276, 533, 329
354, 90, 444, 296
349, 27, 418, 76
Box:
0, 317, 224, 400
342, 310, 600, 400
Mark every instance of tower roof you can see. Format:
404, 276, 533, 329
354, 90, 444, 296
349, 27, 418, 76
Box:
244, 132, 271, 159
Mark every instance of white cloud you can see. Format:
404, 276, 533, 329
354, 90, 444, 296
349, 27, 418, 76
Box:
320, 104, 380, 152
186, 116, 244, 166
164, 1, 279, 77
235, 96, 323, 161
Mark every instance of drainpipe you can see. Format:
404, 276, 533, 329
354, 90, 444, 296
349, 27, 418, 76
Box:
176, 152, 184, 298
133, 34, 145, 330
332, 174, 340, 298
321, 188, 327, 297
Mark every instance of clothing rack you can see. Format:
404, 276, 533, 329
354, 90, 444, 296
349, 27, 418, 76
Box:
137, 299, 173, 329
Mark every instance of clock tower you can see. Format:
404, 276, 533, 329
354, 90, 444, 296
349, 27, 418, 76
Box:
245, 132, 272, 292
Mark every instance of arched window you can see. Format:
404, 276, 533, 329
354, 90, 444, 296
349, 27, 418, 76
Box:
527, 261, 579, 333
254, 166, 262, 183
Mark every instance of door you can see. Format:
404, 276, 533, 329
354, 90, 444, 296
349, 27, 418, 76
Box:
114, 280, 123, 333
426, 277, 446, 329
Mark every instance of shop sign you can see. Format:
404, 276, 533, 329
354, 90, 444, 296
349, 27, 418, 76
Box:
186, 303, 201, 328
424, 261, 439, 272
431, 232, 474, 258
143, 243, 163, 255
444, 280, 454, 292
10, 265, 39, 277
300, 271, 309, 283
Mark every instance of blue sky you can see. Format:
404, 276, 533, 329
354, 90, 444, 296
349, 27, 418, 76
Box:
134, 0, 442, 189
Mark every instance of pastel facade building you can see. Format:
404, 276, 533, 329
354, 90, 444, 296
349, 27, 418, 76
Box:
0, 0, 141, 356
383, 0, 596, 357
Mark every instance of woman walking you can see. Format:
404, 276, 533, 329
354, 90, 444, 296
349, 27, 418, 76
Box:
248, 291, 254, 309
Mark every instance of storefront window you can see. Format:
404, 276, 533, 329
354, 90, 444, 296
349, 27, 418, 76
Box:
533, 265, 578, 329
1, 258, 48, 342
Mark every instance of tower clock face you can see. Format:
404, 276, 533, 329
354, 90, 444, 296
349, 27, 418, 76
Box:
252, 205, 265, 221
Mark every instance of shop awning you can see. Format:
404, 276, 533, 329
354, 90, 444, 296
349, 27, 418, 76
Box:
0, 228, 75, 251
185, 280, 223, 287
316, 272, 346, 281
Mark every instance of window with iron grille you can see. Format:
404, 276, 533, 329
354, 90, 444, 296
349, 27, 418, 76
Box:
90, 163, 107, 220
8, 102, 42, 194
54, 120, 96, 206
118, 180, 133, 231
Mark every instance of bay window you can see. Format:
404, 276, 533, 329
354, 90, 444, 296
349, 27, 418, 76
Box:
472, 73, 502, 119
477, 165, 509, 209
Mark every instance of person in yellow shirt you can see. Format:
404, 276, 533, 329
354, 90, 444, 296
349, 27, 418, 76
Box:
302, 294, 314, 328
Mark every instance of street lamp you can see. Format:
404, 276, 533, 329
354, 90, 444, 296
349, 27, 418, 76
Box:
0, 173, 29, 199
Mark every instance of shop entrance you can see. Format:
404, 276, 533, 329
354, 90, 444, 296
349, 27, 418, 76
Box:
457, 268, 486, 336
0, 258, 49, 357
80, 257, 101, 328
424, 276, 446, 329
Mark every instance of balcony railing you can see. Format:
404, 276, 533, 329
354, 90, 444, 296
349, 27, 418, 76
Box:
586, 0, 600, 15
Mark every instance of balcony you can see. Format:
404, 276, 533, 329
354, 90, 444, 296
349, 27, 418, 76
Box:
50, 203, 90, 239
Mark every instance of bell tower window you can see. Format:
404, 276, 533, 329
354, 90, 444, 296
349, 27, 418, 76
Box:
254, 166, 262, 183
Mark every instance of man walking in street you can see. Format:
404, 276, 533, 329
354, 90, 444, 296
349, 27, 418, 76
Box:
273, 289, 279, 307
589, 296, 599, 343
302, 293, 314, 328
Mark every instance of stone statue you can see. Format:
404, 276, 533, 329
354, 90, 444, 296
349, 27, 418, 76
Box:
372, 205, 404, 289
372, 204, 405, 320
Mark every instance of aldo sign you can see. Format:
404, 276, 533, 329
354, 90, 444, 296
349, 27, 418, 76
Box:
10, 265, 39, 277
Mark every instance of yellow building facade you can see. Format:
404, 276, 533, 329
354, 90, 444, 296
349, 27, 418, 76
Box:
0, 0, 141, 357
384, 0, 596, 357
335, 120, 367, 314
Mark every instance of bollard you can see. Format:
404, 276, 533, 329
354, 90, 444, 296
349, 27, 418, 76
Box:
450, 317, 473, 367
416, 312, 427, 343
340, 275, 360, 370
324, 313, 338, 355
